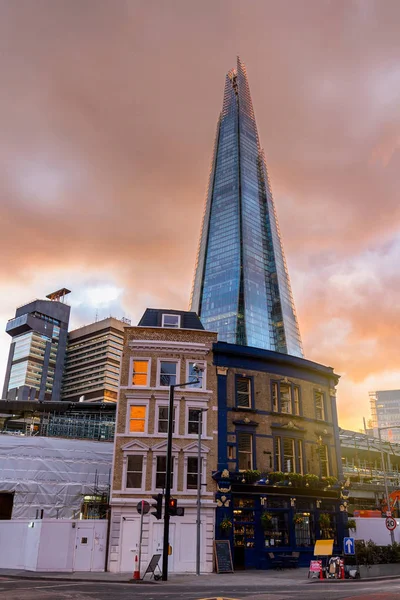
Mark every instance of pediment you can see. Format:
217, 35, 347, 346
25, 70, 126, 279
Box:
121, 440, 150, 452
271, 420, 305, 432
151, 440, 180, 453
182, 441, 210, 453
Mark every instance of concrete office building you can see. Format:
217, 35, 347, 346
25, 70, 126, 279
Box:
2, 289, 71, 402
61, 317, 128, 403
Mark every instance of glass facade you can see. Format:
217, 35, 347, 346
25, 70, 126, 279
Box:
191, 57, 303, 356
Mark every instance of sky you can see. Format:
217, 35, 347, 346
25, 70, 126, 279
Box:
0, 0, 399, 431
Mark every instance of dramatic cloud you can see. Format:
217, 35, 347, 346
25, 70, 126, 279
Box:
0, 0, 399, 430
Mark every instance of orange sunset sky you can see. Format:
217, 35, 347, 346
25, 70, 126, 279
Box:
0, 0, 399, 431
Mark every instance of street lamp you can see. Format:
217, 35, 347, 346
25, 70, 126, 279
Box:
162, 364, 203, 581
196, 407, 208, 576
377, 426, 396, 545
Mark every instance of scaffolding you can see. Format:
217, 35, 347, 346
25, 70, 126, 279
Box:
40, 411, 115, 441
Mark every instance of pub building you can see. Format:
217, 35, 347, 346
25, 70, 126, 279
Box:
212, 342, 347, 569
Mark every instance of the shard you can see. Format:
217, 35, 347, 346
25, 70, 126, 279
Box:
190, 58, 303, 357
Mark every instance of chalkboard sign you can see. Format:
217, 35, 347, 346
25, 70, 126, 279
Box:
214, 540, 234, 573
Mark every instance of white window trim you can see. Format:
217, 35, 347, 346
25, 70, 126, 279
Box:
154, 399, 181, 437
185, 402, 208, 438
183, 444, 209, 493
126, 398, 150, 435
185, 360, 206, 391
151, 452, 179, 492
156, 358, 181, 389
122, 451, 148, 492
127, 357, 152, 389
161, 313, 181, 328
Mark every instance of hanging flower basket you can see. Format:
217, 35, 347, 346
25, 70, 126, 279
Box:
319, 513, 331, 529
261, 512, 274, 530
293, 514, 304, 526
220, 517, 233, 533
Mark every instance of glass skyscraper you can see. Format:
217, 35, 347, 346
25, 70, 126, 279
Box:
190, 58, 303, 357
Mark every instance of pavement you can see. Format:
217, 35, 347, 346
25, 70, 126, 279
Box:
1, 566, 400, 586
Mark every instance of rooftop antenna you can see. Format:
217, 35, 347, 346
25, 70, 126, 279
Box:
95, 309, 98, 323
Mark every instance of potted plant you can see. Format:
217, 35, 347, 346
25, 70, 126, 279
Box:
268, 471, 285, 485
304, 474, 320, 488
260, 512, 274, 530
347, 518, 356, 531
244, 469, 261, 483
319, 512, 331, 530
220, 517, 233, 535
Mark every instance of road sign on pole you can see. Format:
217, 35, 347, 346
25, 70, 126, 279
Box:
386, 517, 397, 531
343, 537, 355, 555
137, 500, 150, 515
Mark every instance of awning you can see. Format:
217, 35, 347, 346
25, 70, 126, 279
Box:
314, 539, 334, 556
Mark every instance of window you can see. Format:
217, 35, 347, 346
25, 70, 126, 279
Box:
187, 361, 204, 389
126, 455, 143, 488
236, 376, 252, 409
159, 361, 178, 387
129, 405, 146, 432
157, 406, 176, 434
319, 444, 330, 477
238, 432, 253, 470
275, 436, 303, 473
187, 456, 202, 489
294, 513, 314, 547
272, 382, 279, 412
155, 456, 174, 489
280, 383, 291, 413
315, 391, 325, 420
162, 314, 181, 328
271, 381, 301, 415
131, 360, 149, 387
188, 409, 200, 434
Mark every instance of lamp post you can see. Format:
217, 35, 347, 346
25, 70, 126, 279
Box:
196, 408, 208, 576
162, 365, 202, 581
377, 427, 395, 544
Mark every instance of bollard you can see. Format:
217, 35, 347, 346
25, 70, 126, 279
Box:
133, 553, 140, 580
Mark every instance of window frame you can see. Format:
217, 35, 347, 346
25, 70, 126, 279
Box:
185, 403, 208, 437
156, 358, 180, 388
182, 443, 208, 493
153, 454, 177, 491
314, 390, 326, 421
319, 443, 330, 477
271, 380, 301, 416
126, 399, 149, 435
274, 435, 305, 474
123, 451, 147, 492
128, 358, 151, 388
235, 374, 253, 410
161, 314, 181, 328
186, 360, 206, 390
237, 431, 254, 471
154, 400, 180, 436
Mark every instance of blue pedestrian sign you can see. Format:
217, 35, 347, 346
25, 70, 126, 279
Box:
344, 537, 355, 555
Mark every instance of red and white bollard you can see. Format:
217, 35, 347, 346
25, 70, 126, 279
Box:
340, 558, 345, 579
319, 561, 324, 579
133, 553, 140, 580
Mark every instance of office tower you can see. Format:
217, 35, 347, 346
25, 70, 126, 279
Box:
191, 57, 303, 357
370, 390, 400, 443
61, 317, 128, 403
2, 289, 71, 402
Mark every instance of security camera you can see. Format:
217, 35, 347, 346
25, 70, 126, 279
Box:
192, 363, 204, 374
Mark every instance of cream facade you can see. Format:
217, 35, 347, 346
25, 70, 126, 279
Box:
108, 316, 218, 574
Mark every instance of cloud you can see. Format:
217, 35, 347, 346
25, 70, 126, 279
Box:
0, 0, 400, 431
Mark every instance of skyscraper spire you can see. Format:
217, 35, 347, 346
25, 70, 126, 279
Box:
190, 58, 303, 357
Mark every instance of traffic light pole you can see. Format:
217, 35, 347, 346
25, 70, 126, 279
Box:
162, 376, 200, 581
162, 384, 174, 581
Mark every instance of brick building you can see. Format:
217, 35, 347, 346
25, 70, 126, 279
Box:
108, 309, 218, 574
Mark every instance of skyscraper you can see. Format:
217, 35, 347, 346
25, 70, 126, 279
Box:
191, 58, 303, 357
2, 289, 71, 402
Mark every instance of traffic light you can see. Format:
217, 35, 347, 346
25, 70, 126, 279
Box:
151, 493, 163, 520
168, 497, 177, 516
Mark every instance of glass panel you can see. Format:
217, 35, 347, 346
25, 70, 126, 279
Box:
129, 406, 146, 432
283, 438, 295, 472
162, 314, 180, 328
187, 456, 201, 489
188, 409, 200, 434
132, 360, 148, 386
188, 362, 203, 388
126, 455, 143, 489
315, 392, 325, 420
158, 406, 175, 434
293, 387, 300, 415
294, 513, 315, 547
156, 456, 174, 488
298, 440, 304, 475
272, 382, 278, 412
280, 383, 291, 414
274, 436, 281, 472
236, 377, 251, 408
159, 362, 177, 387
320, 444, 330, 477
263, 512, 290, 547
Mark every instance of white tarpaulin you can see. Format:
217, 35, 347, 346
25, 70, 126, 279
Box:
0, 435, 113, 519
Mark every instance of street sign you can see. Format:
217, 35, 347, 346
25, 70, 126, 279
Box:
343, 537, 355, 555
386, 516, 397, 531
137, 500, 150, 515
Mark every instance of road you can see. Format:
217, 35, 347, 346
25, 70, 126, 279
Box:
1, 578, 400, 600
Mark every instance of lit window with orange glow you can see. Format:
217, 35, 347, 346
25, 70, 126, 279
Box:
131, 360, 149, 387
129, 405, 146, 432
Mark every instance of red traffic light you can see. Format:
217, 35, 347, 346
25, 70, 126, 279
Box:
168, 497, 177, 516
